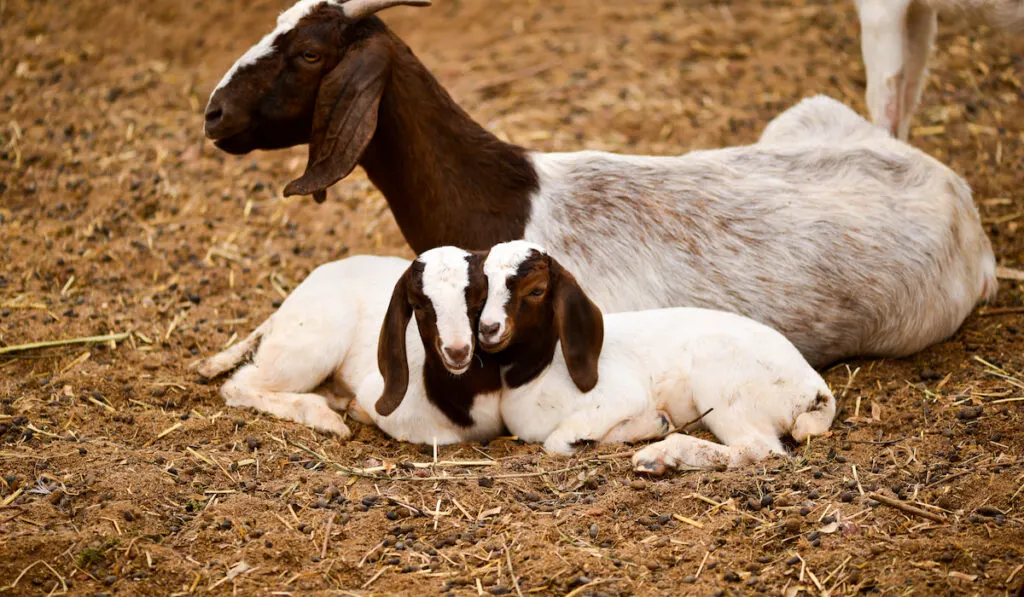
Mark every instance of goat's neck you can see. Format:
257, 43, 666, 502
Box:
421, 350, 502, 428
498, 329, 558, 389
359, 32, 539, 253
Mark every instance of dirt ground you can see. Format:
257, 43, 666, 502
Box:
2, 0, 1024, 594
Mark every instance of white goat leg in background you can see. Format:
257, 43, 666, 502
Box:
856, 0, 915, 138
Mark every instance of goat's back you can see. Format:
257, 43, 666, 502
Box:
525, 101, 994, 365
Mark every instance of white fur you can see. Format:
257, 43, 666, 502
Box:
853, 0, 1024, 139
522, 96, 996, 367
480, 241, 544, 343
420, 246, 473, 369
483, 242, 836, 470
193, 254, 502, 443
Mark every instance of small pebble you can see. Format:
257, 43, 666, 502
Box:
840, 491, 857, 503
977, 506, 1001, 517
723, 572, 741, 583
629, 479, 647, 491
478, 477, 494, 488
589, 523, 598, 539
957, 406, 983, 421
246, 438, 261, 451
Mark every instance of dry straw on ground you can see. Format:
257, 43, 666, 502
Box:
1, 0, 1023, 594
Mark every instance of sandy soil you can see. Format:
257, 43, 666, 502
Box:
1, 0, 1023, 595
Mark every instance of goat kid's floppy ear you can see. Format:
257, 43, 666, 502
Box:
283, 36, 390, 201
376, 270, 413, 416
551, 260, 603, 393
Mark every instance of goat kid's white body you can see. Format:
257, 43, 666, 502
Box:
524, 96, 995, 367
500, 307, 835, 468
853, 0, 1024, 139
196, 256, 502, 444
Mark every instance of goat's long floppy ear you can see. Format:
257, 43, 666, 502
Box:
376, 270, 413, 416
551, 259, 603, 393
283, 36, 390, 201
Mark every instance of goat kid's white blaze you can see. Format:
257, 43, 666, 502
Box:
212, 0, 330, 96
480, 241, 546, 344
418, 247, 475, 373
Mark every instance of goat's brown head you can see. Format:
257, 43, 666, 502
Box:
375, 246, 489, 416
478, 241, 604, 393
203, 0, 429, 202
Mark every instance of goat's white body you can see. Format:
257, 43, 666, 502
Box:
854, 0, 1024, 139
195, 256, 502, 443
523, 96, 996, 367
499, 307, 835, 468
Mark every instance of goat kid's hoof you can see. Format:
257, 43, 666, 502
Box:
189, 358, 218, 378
632, 458, 669, 476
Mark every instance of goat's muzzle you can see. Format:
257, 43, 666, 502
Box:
440, 343, 472, 375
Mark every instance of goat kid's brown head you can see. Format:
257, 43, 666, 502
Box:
204, 0, 429, 202
478, 241, 604, 393
375, 247, 489, 417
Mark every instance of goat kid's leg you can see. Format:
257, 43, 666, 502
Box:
601, 410, 673, 445
223, 365, 351, 437
855, 0, 913, 137
632, 432, 785, 474
896, 1, 937, 140
192, 326, 265, 378
542, 402, 648, 455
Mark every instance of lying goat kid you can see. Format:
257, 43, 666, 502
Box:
194, 248, 502, 443
203, 0, 996, 367
477, 241, 836, 471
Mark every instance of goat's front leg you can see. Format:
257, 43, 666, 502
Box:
223, 365, 352, 437
632, 432, 786, 474
542, 399, 649, 455
855, 0, 914, 137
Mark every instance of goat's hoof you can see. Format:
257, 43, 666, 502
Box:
657, 411, 672, 434
190, 359, 218, 378
569, 438, 597, 450
633, 458, 668, 476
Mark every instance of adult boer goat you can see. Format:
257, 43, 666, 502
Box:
204, 0, 997, 366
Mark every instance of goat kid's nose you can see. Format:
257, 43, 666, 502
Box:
479, 321, 500, 337
443, 344, 471, 363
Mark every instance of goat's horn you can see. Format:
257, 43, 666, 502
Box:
337, 0, 431, 21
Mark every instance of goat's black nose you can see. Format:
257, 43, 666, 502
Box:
444, 344, 470, 364
479, 322, 500, 337
205, 104, 224, 129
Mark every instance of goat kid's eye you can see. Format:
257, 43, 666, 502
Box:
528, 287, 545, 297
301, 51, 321, 64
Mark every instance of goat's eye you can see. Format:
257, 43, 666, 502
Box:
301, 51, 321, 63
528, 287, 545, 297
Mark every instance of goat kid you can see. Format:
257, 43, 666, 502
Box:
854, 0, 1024, 139
478, 241, 836, 471
203, 0, 997, 367
193, 248, 502, 444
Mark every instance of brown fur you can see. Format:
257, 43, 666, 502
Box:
376, 255, 501, 424
486, 253, 604, 393
206, 12, 538, 253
